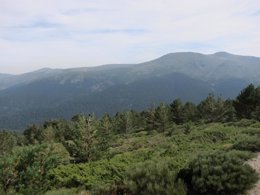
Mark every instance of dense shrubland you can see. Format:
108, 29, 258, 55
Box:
0, 84, 259, 194
180, 151, 258, 195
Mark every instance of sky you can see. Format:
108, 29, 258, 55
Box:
0, 0, 260, 74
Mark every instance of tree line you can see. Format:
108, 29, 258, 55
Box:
1, 84, 260, 162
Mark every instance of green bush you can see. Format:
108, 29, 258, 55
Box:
126, 159, 187, 195
0, 143, 70, 194
45, 188, 90, 195
181, 152, 258, 195
226, 150, 255, 161
233, 137, 260, 152
191, 129, 227, 143
49, 151, 152, 192
231, 119, 258, 127
0, 130, 24, 156
242, 128, 260, 136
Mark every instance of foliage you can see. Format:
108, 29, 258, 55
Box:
23, 124, 43, 144
234, 84, 260, 119
0, 130, 24, 156
154, 103, 171, 132
253, 105, 260, 120
0, 143, 70, 194
1, 85, 260, 194
233, 136, 260, 152
49, 151, 152, 192
227, 118, 258, 127
190, 129, 227, 144
170, 99, 185, 124
143, 107, 158, 131
197, 94, 235, 123
242, 127, 260, 136
45, 188, 90, 195
169, 99, 200, 124
182, 102, 199, 123
181, 152, 259, 195
65, 114, 98, 163
126, 159, 187, 195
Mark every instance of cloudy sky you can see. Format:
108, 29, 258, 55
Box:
0, 0, 260, 74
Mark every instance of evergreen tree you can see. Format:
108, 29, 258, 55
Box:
252, 105, 260, 121
197, 94, 234, 122
182, 102, 198, 123
97, 113, 113, 152
170, 99, 184, 124
23, 124, 42, 144
0, 131, 21, 155
233, 84, 259, 119
64, 114, 98, 162
100, 114, 112, 134
144, 107, 158, 131
42, 120, 68, 142
113, 112, 127, 134
154, 103, 171, 132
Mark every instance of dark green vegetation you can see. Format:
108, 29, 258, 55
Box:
180, 152, 258, 195
0, 144, 70, 194
0, 84, 259, 195
1, 52, 260, 130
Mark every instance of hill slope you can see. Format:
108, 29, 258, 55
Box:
0, 52, 260, 130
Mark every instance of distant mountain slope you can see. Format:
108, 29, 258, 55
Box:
0, 52, 259, 130
133, 52, 260, 82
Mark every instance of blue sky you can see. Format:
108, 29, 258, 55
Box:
0, 0, 260, 74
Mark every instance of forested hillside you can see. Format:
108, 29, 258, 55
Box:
1, 52, 260, 130
0, 84, 259, 195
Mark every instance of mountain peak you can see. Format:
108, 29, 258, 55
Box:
213, 51, 233, 57
34, 68, 53, 73
0, 51, 260, 130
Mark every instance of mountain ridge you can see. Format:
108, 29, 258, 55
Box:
0, 51, 260, 130
3, 51, 260, 76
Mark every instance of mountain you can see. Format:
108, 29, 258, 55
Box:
0, 51, 260, 130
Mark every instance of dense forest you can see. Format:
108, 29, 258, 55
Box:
0, 84, 260, 195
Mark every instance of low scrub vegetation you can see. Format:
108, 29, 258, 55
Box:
0, 84, 259, 194
233, 137, 260, 152
126, 159, 187, 195
180, 152, 258, 195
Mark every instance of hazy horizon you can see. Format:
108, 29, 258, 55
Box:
2, 51, 260, 75
1, 0, 260, 74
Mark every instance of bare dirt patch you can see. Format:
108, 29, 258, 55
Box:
247, 153, 260, 195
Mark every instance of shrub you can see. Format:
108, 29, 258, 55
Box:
0, 130, 25, 156
191, 129, 227, 143
226, 150, 255, 161
233, 137, 260, 152
49, 151, 152, 192
232, 119, 258, 127
0, 143, 70, 194
242, 128, 260, 136
181, 152, 258, 195
126, 159, 187, 195
45, 188, 90, 195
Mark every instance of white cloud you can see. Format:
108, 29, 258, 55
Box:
0, 0, 260, 74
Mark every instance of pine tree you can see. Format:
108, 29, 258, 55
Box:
197, 94, 234, 122
233, 84, 259, 119
182, 102, 198, 122
64, 114, 98, 162
154, 103, 171, 132
170, 99, 184, 124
